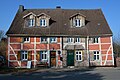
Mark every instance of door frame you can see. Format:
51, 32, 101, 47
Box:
67, 50, 74, 66
50, 51, 57, 67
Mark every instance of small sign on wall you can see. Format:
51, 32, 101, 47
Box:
27, 61, 31, 68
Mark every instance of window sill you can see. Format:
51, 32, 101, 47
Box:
21, 60, 28, 61
50, 42, 57, 43
41, 42, 48, 44
23, 41, 30, 43
40, 26, 47, 27
67, 42, 74, 43
76, 60, 82, 61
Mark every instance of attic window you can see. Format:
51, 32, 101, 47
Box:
74, 19, 81, 27
40, 19, 46, 27
28, 19, 35, 27
37, 13, 50, 27
70, 13, 86, 28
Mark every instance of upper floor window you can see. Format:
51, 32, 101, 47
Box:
94, 51, 100, 60
21, 51, 28, 60
50, 37, 57, 43
93, 37, 99, 43
76, 51, 82, 61
28, 19, 35, 27
67, 38, 73, 43
74, 19, 81, 27
41, 37, 47, 43
75, 37, 80, 43
23, 37, 30, 43
40, 19, 47, 27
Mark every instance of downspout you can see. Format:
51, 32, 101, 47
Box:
34, 37, 36, 68
87, 36, 90, 67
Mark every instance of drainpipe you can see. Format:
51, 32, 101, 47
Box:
87, 36, 90, 67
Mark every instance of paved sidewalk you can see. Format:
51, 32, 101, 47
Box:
11, 67, 90, 76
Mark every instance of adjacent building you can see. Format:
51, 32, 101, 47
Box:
6, 5, 114, 68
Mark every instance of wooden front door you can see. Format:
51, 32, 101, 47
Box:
50, 51, 56, 67
67, 50, 74, 66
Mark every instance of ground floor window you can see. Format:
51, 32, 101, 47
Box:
94, 51, 100, 60
40, 51, 48, 61
75, 51, 82, 61
21, 51, 28, 60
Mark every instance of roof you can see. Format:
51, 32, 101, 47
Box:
6, 6, 113, 37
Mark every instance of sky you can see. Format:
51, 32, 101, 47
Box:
0, 0, 120, 38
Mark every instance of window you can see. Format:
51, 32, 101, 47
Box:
28, 19, 34, 27
50, 37, 57, 43
75, 38, 80, 43
93, 37, 99, 43
40, 51, 47, 61
23, 37, 30, 43
74, 19, 81, 27
76, 51, 82, 61
21, 51, 28, 60
40, 19, 46, 27
67, 38, 73, 43
41, 37, 47, 43
94, 51, 99, 60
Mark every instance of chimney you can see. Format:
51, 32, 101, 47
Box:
19, 5, 24, 13
56, 6, 61, 9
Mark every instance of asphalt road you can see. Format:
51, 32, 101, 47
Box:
0, 68, 120, 80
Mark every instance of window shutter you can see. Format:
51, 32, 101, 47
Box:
82, 51, 84, 61
17, 51, 21, 61
36, 51, 40, 61
21, 37, 24, 43
28, 51, 31, 60
73, 20, 75, 27
40, 51, 42, 61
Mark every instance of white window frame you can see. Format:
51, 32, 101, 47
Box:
40, 19, 46, 27
40, 37, 47, 43
50, 37, 57, 43
28, 19, 34, 27
21, 51, 28, 60
93, 37, 99, 43
67, 38, 74, 43
75, 37, 80, 43
74, 19, 81, 27
94, 51, 100, 60
76, 51, 82, 61
41, 51, 48, 61
23, 37, 30, 43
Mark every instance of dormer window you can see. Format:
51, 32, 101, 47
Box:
28, 19, 34, 27
37, 13, 50, 27
40, 19, 46, 27
70, 13, 86, 28
74, 19, 81, 27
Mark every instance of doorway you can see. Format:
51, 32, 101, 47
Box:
67, 50, 74, 66
50, 51, 56, 67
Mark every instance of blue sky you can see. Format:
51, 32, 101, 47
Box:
0, 0, 120, 37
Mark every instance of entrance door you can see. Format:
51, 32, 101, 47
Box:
50, 51, 56, 67
67, 50, 74, 66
